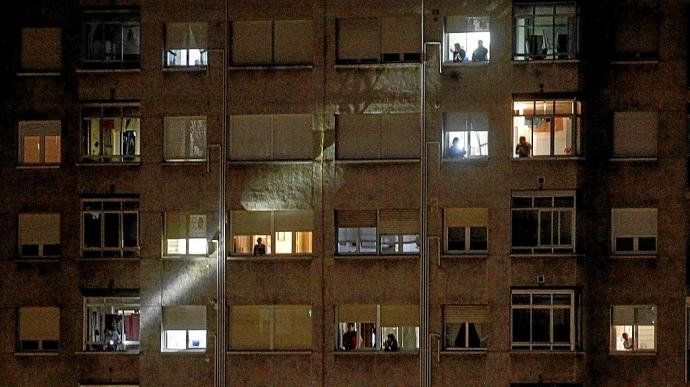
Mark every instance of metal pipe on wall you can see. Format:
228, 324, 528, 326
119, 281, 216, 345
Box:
419, 0, 430, 385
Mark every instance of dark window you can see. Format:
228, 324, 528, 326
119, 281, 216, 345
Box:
81, 199, 139, 258
511, 194, 575, 254
82, 8, 140, 69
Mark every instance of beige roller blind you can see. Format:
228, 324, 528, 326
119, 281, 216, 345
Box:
380, 305, 419, 326
337, 18, 379, 61
445, 16, 466, 34
163, 305, 206, 330
19, 214, 60, 245
337, 115, 380, 159
231, 211, 272, 235
335, 210, 377, 228
611, 306, 635, 326
165, 212, 186, 239
232, 21, 272, 64
381, 16, 420, 54
337, 304, 377, 322
19, 121, 61, 136
444, 113, 489, 132
444, 305, 488, 323
274, 210, 313, 231
21, 28, 61, 70
379, 209, 418, 235
167, 23, 206, 49
445, 208, 489, 228
380, 113, 420, 158
615, 9, 658, 55
611, 208, 657, 237
189, 215, 207, 238
613, 112, 658, 157
20, 307, 60, 340
229, 115, 272, 160
188, 23, 207, 49
272, 114, 313, 160
164, 117, 187, 160
273, 305, 312, 349
230, 305, 272, 349
636, 306, 656, 325
274, 20, 312, 64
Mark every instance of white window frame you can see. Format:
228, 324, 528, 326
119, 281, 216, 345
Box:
442, 305, 488, 351
161, 306, 207, 352
610, 305, 657, 353
18, 120, 61, 165
510, 289, 576, 351
81, 198, 140, 258
163, 116, 207, 162
81, 8, 141, 69
83, 296, 140, 353
513, 99, 581, 158
512, 2, 579, 61
511, 193, 576, 254
80, 103, 141, 163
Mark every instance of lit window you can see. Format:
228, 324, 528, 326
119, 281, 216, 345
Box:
84, 296, 140, 352
18, 213, 60, 258
612, 112, 657, 158
444, 208, 488, 254
164, 23, 207, 67
511, 193, 575, 254
511, 290, 576, 351
336, 16, 421, 64
513, 2, 578, 61
81, 8, 140, 69
513, 99, 581, 157
162, 305, 207, 351
81, 104, 140, 163
231, 20, 312, 65
336, 210, 377, 255
18, 121, 61, 165
229, 114, 313, 161
444, 16, 490, 63
18, 307, 60, 352
610, 305, 656, 352
443, 306, 488, 349
379, 209, 420, 254
230, 305, 312, 350
611, 209, 657, 255
231, 210, 313, 256
336, 305, 419, 351
336, 114, 420, 160
81, 198, 139, 258
165, 212, 209, 256
443, 113, 488, 159
164, 116, 207, 161
21, 28, 61, 71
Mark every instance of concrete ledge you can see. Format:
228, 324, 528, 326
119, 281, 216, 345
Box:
228, 65, 313, 71
331, 350, 419, 356
226, 351, 312, 355
14, 352, 59, 356
74, 351, 140, 356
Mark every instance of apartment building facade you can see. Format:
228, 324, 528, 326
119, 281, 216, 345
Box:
1, 0, 689, 386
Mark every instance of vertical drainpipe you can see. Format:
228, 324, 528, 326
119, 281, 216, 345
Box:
419, 0, 430, 386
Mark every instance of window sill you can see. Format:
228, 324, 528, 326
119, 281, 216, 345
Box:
16, 164, 61, 169
76, 256, 141, 262
76, 161, 141, 167
334, 254, 419, 260
441, 349, 487, 355
610, 254, 657, 260
16, 71, 61, 77
509, 350, 583, 356
76, 68, 142, 74
609, 157, 658, 162
334, 62, 421, 69
510, 253, 582, 259
228, 159, 313, 165
512, 156, 584, 162
226, 350, 312, 355
608, 351, 657, 356
161, 349, 207, 354
14, 352, 60, 356
162, 66, 208, 72
332, 350, 419, 356
442, 254, 488, 259
335, 158, 420, 164
228, 64, 313, 71
162, 255, 214, 261
14, 257, 61, 263
610, 59, 659, 65
442, 61, 490, 67
512, 59, 581, 65
161, 160, 207, 165
227, 255, 313, 261
442, 157, 489, 164
75, 351, 140, 356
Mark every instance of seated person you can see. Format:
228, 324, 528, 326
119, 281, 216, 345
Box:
103, 327, 120, 351
448, 137, 467, 158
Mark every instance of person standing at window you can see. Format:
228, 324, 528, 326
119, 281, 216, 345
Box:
342, 322, 359, 350
384, 333, 399, 352
622, 332, 634, 350
448, 137, 467, 158
515, 136, 532, 158
472, 40, 488, 62
451, 43, 466, 63
253, 237, 266, 255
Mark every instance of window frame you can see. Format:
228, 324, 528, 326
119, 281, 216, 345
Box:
83, 296, 140, 353
610, 305, 657, 353
443, 16, 491, 64
335, 304, 419, 352
512, 2, 579, 61
81, 198, 140, 258
163, 22, 208, 68
442, 305, 489, 351
512, 98, 581, 158
17, 306, 60, 353
230, 210, 314, 256
163, 212, 211, 257
336, 209, 420, 256
161, 305, 207, 352
611, 208, 657, 255
18, 213, 61, 258
443, 112, 489, 159
81, 8, 141, 69
511, 193, 576, 254
80, 103, 141, 164
163, 116, 208, 162
445, 226, 488, 254
18, 120, 61, 166
510, 289, 576, 351
335, 16, 422, 65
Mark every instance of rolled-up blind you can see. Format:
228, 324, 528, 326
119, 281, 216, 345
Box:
445, 208, 489, 227
19, 121, 61, 136
444, 306, 488, 323
380, 114, 420, 158
19, 214, 60, 245
189, 215, 207, 238
380, 305, 419, 326
611, 306, 635, 326
611, 208, 657, 236
274, 210, 313, 232
379, 209, 418, 235
20, 307, 60, 340
636, 306, 656, 325
163, 305, 206, 330
231, 211, 272, 235
335, 210, 377, 228
337, 304, 377, 322
165, 212, 185, 239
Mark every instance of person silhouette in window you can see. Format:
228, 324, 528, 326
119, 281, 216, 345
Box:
253, 237, 266, 255
472, 40, 488, 62
342, 322, 359, 350
448, 137, 467, 158
622, 332, 634, 350
515, 136, 532, 158
384, 333, 399, 352
451, 43, 466, 63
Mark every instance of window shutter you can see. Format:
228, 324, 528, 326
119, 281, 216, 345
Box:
230, 305, 272, 349
166, 212, 186, 239
336, 115, 380, 159
231, 211, 272, 235
381, 16, 420, 56
274, 20, 312, 64
380, 114, 420, 158
272, 114, 313, 160
187, 23, 207, 49
21, 28, 61, 70
613, 112, 658, 157
274, 210, 313, 232
337, 304, 377, 322
444, 306, 488, 323
19, 121, 61, 136
380, 305, 419, 326
273, 305, 312, 349
615, 9, 658, 56
229, 115, 272, 160
163, 305, 206, 330
19, 214, 60, 246
164, 117, 187, 160
189, 215, 207, 238
19, 307, 60, 341
335, 210, 377, 228
379, 209, 418, 235
636, 306, 656, 325
445, 16, 466, 34
445, 208, 489, 227
232, 21, 272, 65
611, 208, 657, 237
166, 23, 189, 49
611, 306, 635, 325
337, 18, 379, 61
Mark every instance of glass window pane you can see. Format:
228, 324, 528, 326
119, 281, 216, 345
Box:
532, 117, 552, 156
103, 213, 121, 248
84, 212, 101, 248
553, 294, 571, 305
540, 211, 553, 245
533, 294, 551, 305
22, 136, 41, 163
559, 210, 573, 245
44, 135, 61, 163
512, 210, 538, 246
448, 227, 466, 251
534, 197, 552, 208
380, 234, 398, 254
445, 323, 462, 348
553, 309, 571, 343
275, 231, 293, 254
512, 294, 531, 305
469, 227, 487, 251
188, 238, 207, 254
337, 227, 358, 254
188, 330, 206, 349
296, 231, 312, 254
168, 239, 187, 255
638, 237, 656, 252
554, 117, 573, 155
531, 309, 550, 343
512, 309, 531, 342
615, 237, 634, 252
165, 330, 186, 350
360, 227, 377, 253
122, 213, 138, 248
